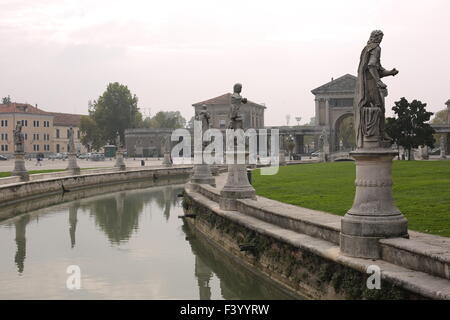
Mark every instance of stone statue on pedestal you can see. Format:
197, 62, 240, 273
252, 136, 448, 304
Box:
228, 83, 247, 130
66, 127, 80, 174
12, 122, 29, 181
341, 31, 408, 259
13, 123, 24, 153
196, 105, 211, 147
354, 30, 399, 149
68, 127, 76, 153
115, 131, 123, 149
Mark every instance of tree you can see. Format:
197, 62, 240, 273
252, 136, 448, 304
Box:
431, 109, 448, 125
79, 116, 103, 152
187, 116, 195, 129
90, 82, 143, 144
2, 96, 11, 104
146, 111, 186, 129
386, 98, 435, 160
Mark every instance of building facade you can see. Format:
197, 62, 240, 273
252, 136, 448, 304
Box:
192, 93, 266, 130
0, 103, 86, 156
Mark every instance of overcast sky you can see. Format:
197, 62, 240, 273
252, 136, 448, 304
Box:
1, 0, 449, 126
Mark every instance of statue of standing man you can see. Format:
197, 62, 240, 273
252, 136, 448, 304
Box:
354, 30, 399, 149
68, 127, 76, 154
13, 122, 25, 153
228, 83, 247, 130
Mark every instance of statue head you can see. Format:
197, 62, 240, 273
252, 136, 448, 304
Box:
368, 30, 384, 44
233, 83, 242, 94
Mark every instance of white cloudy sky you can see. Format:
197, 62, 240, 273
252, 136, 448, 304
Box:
1, 0, 449, 125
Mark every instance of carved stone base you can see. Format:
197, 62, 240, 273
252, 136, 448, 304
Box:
115, 150, 126, 170
191, 163, 215, 187
12, 152, 29, 181
162, 151, 172, 167
66, 153, 80, 175
340, 148, 408, 259
220, 152, 256, 211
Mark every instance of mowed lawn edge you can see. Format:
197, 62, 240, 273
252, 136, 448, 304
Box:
253, 161, 450, 238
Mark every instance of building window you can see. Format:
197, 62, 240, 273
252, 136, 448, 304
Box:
33, 144, 40, 151
24, 133, 27, 140
56, 129, 60, 139
1, 120, 8, 127
1, 145, 8, 151
67, 129, 70, 138
33, 134, 40, 141
77, 130, 80, 139
56, 144, 60, 153
33, 120, 40, 127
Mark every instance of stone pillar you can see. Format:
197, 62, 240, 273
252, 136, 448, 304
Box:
12, 152, 29, 181
115, 149, 126, 170
325, 99, 330, 127
295, 135, 304, 154
279, 134, 286, 165
191, 151, 215, 186
440, 135, 447, 159
162, 151, 173, 167
219, 151, 256, 211
315, 99, 320, 125
340, 150, 408, 259
66, 152, 80, 175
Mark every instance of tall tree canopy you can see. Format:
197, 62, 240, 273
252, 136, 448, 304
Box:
431, 109, 449, 125
143, 111, 186, 129
79, 116, 104, 152
386, 97, 435, 160
79, 83, 143, 150
2, 96, 11, 104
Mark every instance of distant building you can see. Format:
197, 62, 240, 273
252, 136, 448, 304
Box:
192, 93, 266, 130
0, 102, 86, 156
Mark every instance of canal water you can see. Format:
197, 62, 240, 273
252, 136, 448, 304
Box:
0, 182, 297, 299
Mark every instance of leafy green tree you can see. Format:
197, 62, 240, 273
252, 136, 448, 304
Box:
431, 109, 448, 125
90, 83, 143, 144
386, 98, 435, 160
2, 96, 11, 104
79, 116, 104, 152
145, 111, 186, 129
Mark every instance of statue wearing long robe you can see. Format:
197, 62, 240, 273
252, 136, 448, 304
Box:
354, 31, 398, 148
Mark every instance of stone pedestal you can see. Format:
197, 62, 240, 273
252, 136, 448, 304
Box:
219, 152, 256, 211
66, 153, 80, 175
115, 150, 126, 170
419, 146, 429, 160
191, 151, 215, 186
162, 151, 172, 167
11, 152, 29, 181
340, 149, 408, 259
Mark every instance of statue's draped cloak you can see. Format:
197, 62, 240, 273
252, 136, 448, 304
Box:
354, 43, 384, 148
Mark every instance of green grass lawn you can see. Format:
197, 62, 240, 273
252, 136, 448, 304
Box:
253, 161, 450, 237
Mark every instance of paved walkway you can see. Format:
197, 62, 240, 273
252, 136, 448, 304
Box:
0, 158, 165, 172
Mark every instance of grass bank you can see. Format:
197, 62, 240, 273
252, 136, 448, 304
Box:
253, 161, 450, 237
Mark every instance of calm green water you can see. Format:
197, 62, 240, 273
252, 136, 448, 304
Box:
0, 183, 297, 299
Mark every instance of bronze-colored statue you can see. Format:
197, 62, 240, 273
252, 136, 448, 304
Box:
354, 30, 399, 148
13, 122, 24, 153
228, 83, 247, 130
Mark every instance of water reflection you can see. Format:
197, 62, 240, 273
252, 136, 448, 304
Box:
14, 215, 30, 274
0, 182, 300, 299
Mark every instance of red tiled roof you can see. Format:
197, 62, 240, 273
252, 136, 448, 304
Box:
193, 93, 266, 108
0, 103, 51, 116
47, 112, 83, 127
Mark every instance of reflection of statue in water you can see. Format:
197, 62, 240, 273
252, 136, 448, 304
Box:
69, 205, 78, 249
68, 127, 76, 153
13, 122, 25, 153
354, 30, 399, 148
14, 215, 30, 274
228, 83, 247, 130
